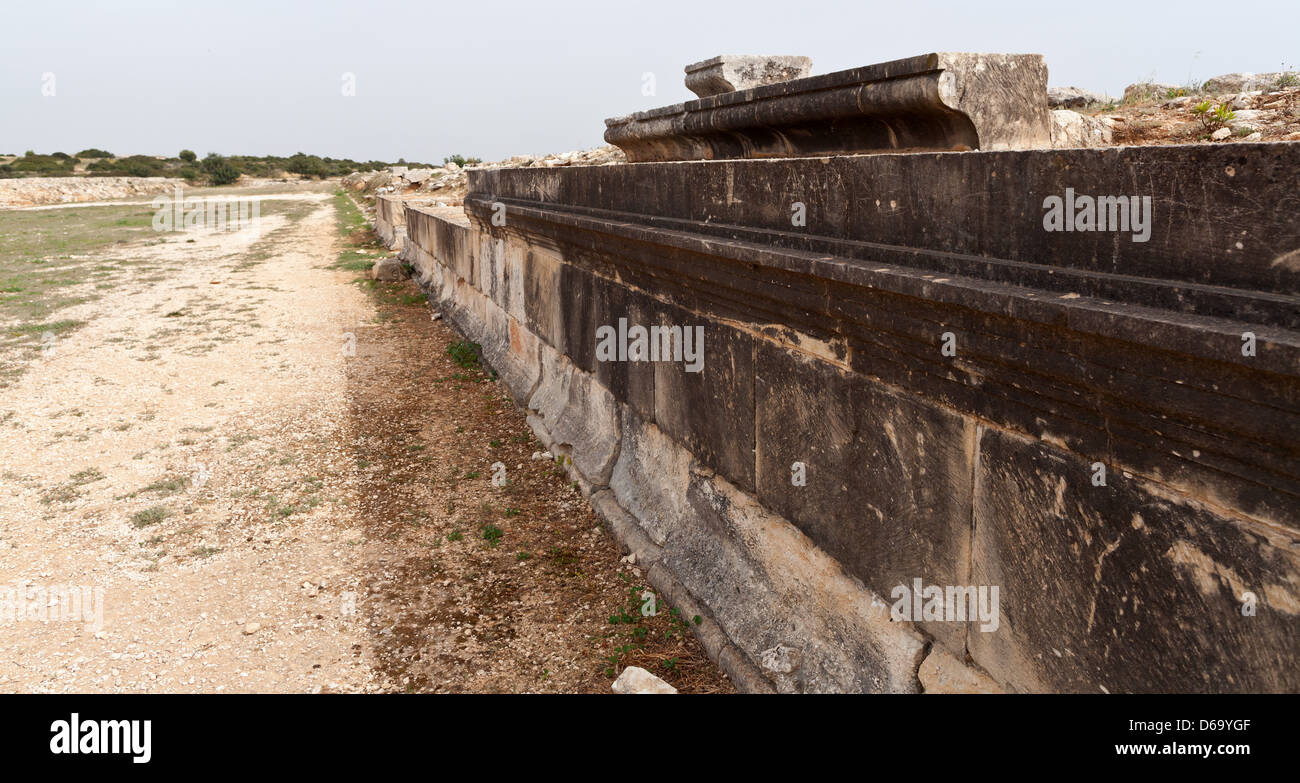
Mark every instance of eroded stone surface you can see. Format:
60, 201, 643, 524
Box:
684, 55, 813, 98
369, 256, 405, 282
1050, 109, 1115, 147
1202, 72, 1288, 93
969, 428, 1300, 693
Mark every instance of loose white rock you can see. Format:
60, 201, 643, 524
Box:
612, 666, 677, 694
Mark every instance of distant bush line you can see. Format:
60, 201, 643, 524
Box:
0, 150, 435, 184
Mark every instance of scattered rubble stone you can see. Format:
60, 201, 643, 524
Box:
352, 146, 627, 209
370, 257, 406, 282
612, 666, 677, 694
1050, 109, 1115, 147
0, 176, 183, 208
1123, 81, 1183, 103
1201, 72, 1290, 94
1048, 86, 1112, 108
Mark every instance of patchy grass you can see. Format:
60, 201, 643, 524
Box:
136, 475, 189, 497
0, 203, 165, 381
39, 466, 106, 504
333, 189, 370, 236
131, 505, 170, 528
331, 190, 387, 270
447, 340, 481, 370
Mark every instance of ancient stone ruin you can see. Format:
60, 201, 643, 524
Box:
375, 53, 1300, 693
606, 53, 1052, 161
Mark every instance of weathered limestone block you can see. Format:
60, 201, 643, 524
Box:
526, 342, 620, 487
369, 256, 405, 282
663, 465, 928, 692
754, 341, 975, 652
468, 143, 1300, 300
1050, 109, 1115, 148
504, 238, 527, 322
475, 233, 505, 302
684, 55, 812, 98
590, 488, 664, 569
587, 276, 657, 420
652, 312, 756, 492
596, 399, 931, 693
404, 204, 472, 288
374, 194, 405, 250
969, 428, 1300, 693
478, 299, 541, 406
439, 213, 475, 285
403, 168, 435, 184
605, 52, 1051, 161
396, 239, 429, 288
608, 407, 694, 547
518, 244, 565, 352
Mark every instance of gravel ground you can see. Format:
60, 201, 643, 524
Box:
0, 185, 731, 694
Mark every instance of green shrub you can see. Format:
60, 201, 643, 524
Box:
1193, 101, 1236, 132
1, 153, 79, 177
0, 148, 434, 179
202, 154, 241, 185
286, 152, 330, 178
447, 340, 481, 369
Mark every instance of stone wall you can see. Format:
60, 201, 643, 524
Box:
374, 193, 406, 250
393, 142, 1300, 693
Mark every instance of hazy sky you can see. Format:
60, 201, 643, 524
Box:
2, 0, 1297, 163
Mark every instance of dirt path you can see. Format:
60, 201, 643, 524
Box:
0, 186, 730, 693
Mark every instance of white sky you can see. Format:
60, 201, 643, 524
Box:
2, 0, 1297, 163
